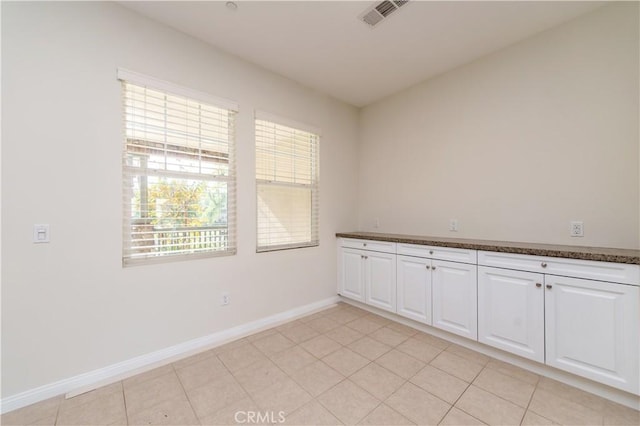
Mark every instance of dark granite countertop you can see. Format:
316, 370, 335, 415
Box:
336, 232, 640, 265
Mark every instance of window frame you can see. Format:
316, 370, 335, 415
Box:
118, 69, 238, 266
255, 111, 320, 253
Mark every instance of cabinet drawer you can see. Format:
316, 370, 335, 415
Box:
339, 238, 396, 254
478, 251, 640, 286
397, 243, 476, 264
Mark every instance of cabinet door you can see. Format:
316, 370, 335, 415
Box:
478, 266, 544, 362
397, 255, 431, 324
545, 276, 639, 394
432, 260, 478, 339
365, 251, 397, 313
339, 248, 365, 302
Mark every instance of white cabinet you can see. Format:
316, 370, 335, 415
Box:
478, 266, 545, 362
545, 275, 639, 394
396, 245, 477, 330
478, 250, 640, 395
338, 240, 396, 313
338, 238, 640, 395
339, 248, 366, 302
365, 251, 397, 312
397, 255, 432, 324
432, 259, 478, 340
479, 263, 640, 388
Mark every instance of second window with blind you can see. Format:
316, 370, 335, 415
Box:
255, 113, 320, 252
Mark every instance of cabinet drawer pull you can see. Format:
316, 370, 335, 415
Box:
364, 256, 368, 259
363, 243, 367, 247
546, 284, 552, 289
429, 250, 434, 255
536, 283, 542, 288
541, 262, 548, 268
426, 265, 430, 270
432, 266, 436, 270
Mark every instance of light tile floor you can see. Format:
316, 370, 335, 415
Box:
3, 303, 639, 425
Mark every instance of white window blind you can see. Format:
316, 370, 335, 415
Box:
255, 114, 320, 252
120, 73, 237, 265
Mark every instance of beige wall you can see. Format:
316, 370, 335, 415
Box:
1, 2, 359, 397
358, 3, 639, 249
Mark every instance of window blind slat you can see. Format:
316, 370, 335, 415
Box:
255, 118, 319, 252
122, 79, 236, 265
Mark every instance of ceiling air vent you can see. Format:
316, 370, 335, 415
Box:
359, 0, 409, 28
375, 1, 397, 17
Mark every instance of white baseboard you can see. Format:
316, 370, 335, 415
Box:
1, 296, 340, 414
339, 297, 640, 411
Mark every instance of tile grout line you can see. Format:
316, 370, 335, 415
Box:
297, 308, 365, 423
225, 355, 274, 425
338, 330, 451, 424
359, 370, 414, 425
312, 373, 350, 423
463, 365, 538, 425
121, 369, 182, 421
53, 399, 62, 426
430, 357, 485, 425
170, 361, 202, 425
283, 328, 351, 423
517, 371, 540, 425
533, 379, 610, 424
120, 382, 130, 426
53, 383, 127, 425
301, 317, 385, 424
238, 337, 317, 420
232, 340, 280, 391
325, 310, 469, 424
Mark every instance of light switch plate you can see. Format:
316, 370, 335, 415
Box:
33, 224, 50, 243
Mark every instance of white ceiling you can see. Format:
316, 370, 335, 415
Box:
121, 1, 605, 107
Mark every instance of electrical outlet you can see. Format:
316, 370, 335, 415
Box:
449, 219, 459, 232
221, 292, 230, 306
570, 221, 584, 237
